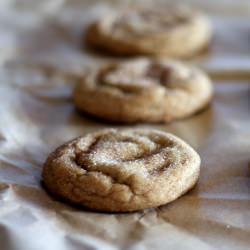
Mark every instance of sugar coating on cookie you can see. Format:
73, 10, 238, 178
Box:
74, 58, 213, 123
42, 129, 200, 212
86, 5, 212, 57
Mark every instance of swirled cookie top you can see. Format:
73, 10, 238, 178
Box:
96, 59, 194, 93
103, 7, 193, 37
60, 129, 185, 183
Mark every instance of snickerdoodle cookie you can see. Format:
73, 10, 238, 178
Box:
74, 58, 213, 123
86, 5, 211, 57
42, 129, 200, 212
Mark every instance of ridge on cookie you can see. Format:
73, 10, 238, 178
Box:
86, 4, 212, 58
74, 58, 213, 123
42, 128, 200, 212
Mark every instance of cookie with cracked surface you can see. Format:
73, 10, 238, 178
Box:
74, 58, 213, 123
86, 5, 211, 57
42, 129, 200, 212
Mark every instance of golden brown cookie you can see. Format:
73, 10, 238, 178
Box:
74, 58, 213, 123
86, 5, 211, 58
42, 129, 200, 212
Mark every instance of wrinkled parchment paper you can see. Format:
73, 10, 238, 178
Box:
0, 1, 250, 250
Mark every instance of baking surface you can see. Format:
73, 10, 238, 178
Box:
0, 1, 250, 250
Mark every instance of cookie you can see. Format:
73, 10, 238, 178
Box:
86, 5, 211, 58
42, 129, 200, 212
74, 58, 213, 123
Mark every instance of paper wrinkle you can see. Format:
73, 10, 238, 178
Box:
0, 1, 250, 250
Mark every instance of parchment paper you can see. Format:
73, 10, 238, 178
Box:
0, 1, 250, 250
